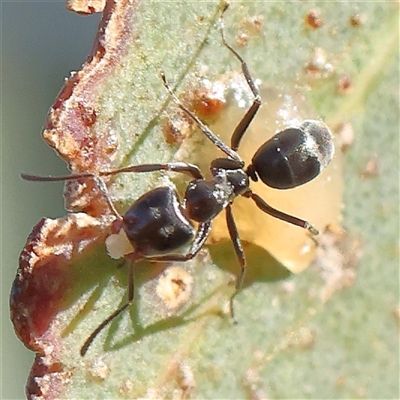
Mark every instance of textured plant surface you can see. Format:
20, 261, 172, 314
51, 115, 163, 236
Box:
11, 1, 399, 398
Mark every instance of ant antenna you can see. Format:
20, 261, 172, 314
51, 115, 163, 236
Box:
160, 73, 241, 162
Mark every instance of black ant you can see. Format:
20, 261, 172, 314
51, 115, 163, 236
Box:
21, 8, 334, 356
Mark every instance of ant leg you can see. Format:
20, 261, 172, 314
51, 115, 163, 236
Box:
81, 222, 211, 356
98, 162, 204, 180
80, 253, 139, 356
149, 221, 212, 263
81, 222, 210, 355
219, 7, 262, 152
160, 73, 243, 164
225, 204, 246, 321
247, 191, 319, 235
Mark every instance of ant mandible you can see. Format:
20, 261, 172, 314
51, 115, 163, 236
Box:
21, 7, 334, 356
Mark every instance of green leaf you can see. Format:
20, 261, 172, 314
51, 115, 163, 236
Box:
11, 1, 399, 398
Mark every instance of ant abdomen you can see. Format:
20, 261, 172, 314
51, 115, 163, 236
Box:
247, 120, 334, 190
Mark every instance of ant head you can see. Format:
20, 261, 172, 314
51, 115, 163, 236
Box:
246, 120, 334, 190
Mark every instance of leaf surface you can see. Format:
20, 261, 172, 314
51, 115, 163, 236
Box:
11, 1, 399, 398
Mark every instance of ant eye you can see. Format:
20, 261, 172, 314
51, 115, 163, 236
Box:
248, 120, 334, 189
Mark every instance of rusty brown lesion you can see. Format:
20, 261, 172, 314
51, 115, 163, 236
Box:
44, 0, 138, 176
11, 214, 109, 351
11, 0, 140, 375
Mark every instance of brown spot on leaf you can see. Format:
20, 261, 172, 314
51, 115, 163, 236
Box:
175, 361, 196, 399
304, 47, 334, 78
88, 358, 110, 381
350, 14, 364, 27
185, 84, 226, 121
77, 102, 97, 127
163, 77, 227, 146
243, 368, 268, 400
119, 378, 135, 396
156, 266, 194, 309
337, 74, 352, 94
392, 306, 400, 328
236, 14, 264, 46
305, 9, 324, 29
163, 113, 192, 146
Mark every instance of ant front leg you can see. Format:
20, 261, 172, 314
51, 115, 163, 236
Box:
219, 6, 262, 152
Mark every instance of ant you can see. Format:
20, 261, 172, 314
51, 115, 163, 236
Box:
21, 7, 334, 356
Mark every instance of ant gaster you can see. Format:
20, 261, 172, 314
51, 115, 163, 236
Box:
21, 8, 335, 356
